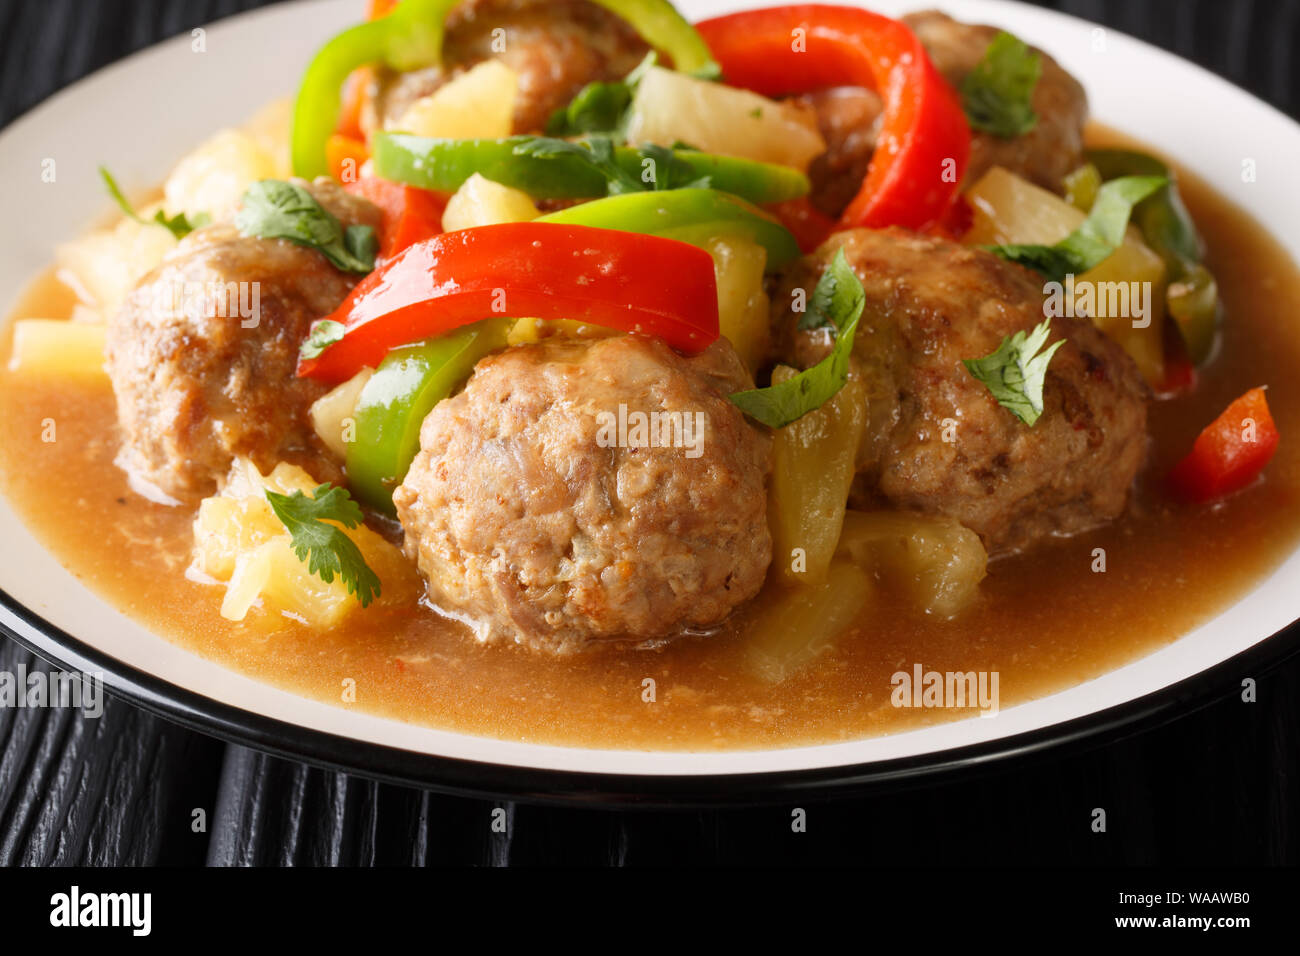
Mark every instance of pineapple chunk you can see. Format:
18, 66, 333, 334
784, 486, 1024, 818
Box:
164, 128, 278, 222
441, 173, 539, 231
56, 215, 178, 318
193, 459, 414, 628
624, 67, 825, 172
706, 236, 770, 374
743, 562, 872, 683
310, 368, 374, 459
242, 96, 294, 179
395, 61, 517, 139
964, 166, 1168, 383
8, 320, 108, 381
836, 510, 987, 619
767, 370, 868, 586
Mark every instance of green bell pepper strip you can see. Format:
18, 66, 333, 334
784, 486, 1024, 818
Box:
589, 0, 718, 75
292, 0, 717, 180
1086, 148, 1219, 363
347, 318, 510, 513
292, 0, 455, 179
535, 188, 801, 269
371, 133, 811, 204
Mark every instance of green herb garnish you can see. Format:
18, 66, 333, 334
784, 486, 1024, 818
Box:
988, 175, 1168, 281
730, 249, 865, 429
512, 137, 710, 195
235, 179, 376, 274
963, 318, 1064, 426
961, 31, 1042, 138
99, 166, 209, 239
264, 483, 381, 608
545, 52, 656, 139
300, 320, 346, 361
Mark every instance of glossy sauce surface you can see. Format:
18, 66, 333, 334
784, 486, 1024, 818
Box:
2, 128, 1299, 749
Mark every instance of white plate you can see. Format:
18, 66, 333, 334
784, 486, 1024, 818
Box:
1, 0, 1298, 804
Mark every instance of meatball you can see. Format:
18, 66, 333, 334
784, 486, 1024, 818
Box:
107, 179, 380, 499
393, 335, 772, 653
773, 229, 1149, 555
365, 0, 649, 136
907, 10, 1089, 192
797, 10, 1089, 216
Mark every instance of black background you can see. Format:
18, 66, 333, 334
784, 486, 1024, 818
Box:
0, 0, 1297, 867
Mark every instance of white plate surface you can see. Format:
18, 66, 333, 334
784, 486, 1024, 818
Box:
0, 0, 1297, 780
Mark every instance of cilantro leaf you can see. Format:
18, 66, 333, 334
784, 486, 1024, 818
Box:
235, 179, 376, 274
300, 320, 346, 361
797, 246, 863, 331
513, 137, 713, 196
513, 137, 644, 195
963, 318, 1064, 426
546, 82, 634, 138
961, 31, 1042, 138
545, 52, 657, 139
989, 175, 1168, 282
730, 249, 866, 429
264, 483, 382, 608
99, 166, 207, 239
636, 143, 712, 191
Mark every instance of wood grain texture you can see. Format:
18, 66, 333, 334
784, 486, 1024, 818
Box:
0, 0, 1297, 867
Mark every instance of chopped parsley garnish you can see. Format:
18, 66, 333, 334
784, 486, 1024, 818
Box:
99, 166, 209, 239
963, 318, 1064, 426
730, 248, 865, 429
988, 175, 1168, 282
300, 320, 346, 361
512, 137, 710, 195
545, 52, 657, 139
961, 31, 1042, 138
264, 483, 381, 608
235, 179, 376, 274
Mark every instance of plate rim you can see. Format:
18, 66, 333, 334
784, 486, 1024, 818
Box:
2, 0, 1300, 803
4, 586, 1297, 807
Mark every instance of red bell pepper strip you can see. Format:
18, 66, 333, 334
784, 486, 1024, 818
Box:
696, 5, 969, 231
327, 134, 370, 183
1168, 387, 1280, 502
344, 176, 447, 260
298, 222, 720, 383
770, 197, 836, 253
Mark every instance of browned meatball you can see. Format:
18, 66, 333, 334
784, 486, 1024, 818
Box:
393, 335, 772, 654
107, 179, 379, 499
773, 229, 1149, 556
907, 10, 1088, 192
365, 0, 649, 136
797, 10, 1089, 216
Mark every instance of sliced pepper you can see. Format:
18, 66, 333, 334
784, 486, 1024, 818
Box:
535, 188, 800, 268
298, 221, 719, 384
344, 175, 448, 259
769, 197, 837, 253
370, 133, 810, 204
695, 4, 970, 230
292, 0, 457, 179
1168, 387, 1280, 503
1087, 148, 1219, 364
347, 318, 510, 513
327, 133, 370, 183
292, 0, 718, 179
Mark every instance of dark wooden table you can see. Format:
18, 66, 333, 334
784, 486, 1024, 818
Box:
1, 0, 1298, 867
